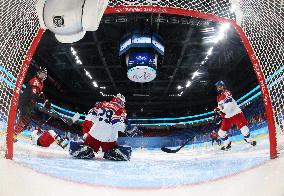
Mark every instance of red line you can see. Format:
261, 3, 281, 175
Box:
5, 28, 45, 159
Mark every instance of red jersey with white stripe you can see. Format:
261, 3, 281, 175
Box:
210, 131, 218, 139
29, 76, 43, 95
217, 90, 242, 118
83, 101, 127, 142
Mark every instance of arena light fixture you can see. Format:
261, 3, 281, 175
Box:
177, 85, 183, 90
92, 81, 98, 88
84, 69, 93, 79
70, 47, 82, 65
192, 70, 201, 80
207, 47, 214, 55
201, 27, 215, 33
220, 22, 230, 33
185, 81, 192, 88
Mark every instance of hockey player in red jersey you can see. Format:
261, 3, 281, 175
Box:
14, 67, 48, 138
69, 94, 132, 161
210, 130, 221, 146
30, 127, 68, 149
214, 81, 256, 150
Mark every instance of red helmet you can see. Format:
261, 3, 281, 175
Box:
112, 93, 126, 107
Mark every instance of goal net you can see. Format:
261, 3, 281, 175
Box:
0, 0, 283, 159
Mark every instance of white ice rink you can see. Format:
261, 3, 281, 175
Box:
1, 132, 284, 196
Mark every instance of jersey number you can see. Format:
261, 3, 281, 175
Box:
98, 108, 113, 124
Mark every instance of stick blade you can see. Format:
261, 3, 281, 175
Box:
161, 146, 179, 153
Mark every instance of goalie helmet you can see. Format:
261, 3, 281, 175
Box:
112, 93, 126, 108
37, 67, 47, 81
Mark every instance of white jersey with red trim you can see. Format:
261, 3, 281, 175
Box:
86, 101, 127, 142
217, 90, 242, 118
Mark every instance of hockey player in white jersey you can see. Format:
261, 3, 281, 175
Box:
214, 81, 256, 150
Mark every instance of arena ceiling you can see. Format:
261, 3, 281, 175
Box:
31, 13, 258, 117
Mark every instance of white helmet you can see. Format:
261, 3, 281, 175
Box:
37, 67, 47, 81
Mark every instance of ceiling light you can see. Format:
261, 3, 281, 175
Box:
192, 70, 201, 80
220, 23, 230, 32
177, 85, 183, 90
201, 27, 215, 33
185, 81, 192, 88
70, 47, 77, 55
84, 69, 93, 79
213, 32, 225, 43
207, 47, 214, 55
100, 86, 106, 89
93, 81, 98, 88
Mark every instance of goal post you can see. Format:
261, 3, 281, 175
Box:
0, 0, 283, 160
5, 29, 45, 160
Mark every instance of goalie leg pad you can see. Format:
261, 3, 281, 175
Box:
69, 141, 95, 159
103, 146, 132, 161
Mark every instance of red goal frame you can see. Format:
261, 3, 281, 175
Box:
5, 6, 277, 159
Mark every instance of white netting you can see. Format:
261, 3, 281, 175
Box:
0, 0, 40, 157
0, 0, 283, 157
238, 0, 284, 153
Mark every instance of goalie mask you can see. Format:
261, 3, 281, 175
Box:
37, 67, 47, 81
112, 93, 126, 108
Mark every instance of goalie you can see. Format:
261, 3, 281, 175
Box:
69, 94, 132, 161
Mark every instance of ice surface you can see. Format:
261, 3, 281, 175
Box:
1, 126, 284, 196
12, 133, 269, 188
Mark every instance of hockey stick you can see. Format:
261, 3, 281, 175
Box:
161, 136, 195, 153
48, 108, 80, 126
41, 116, 53, 127
161, 113, 221, 153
